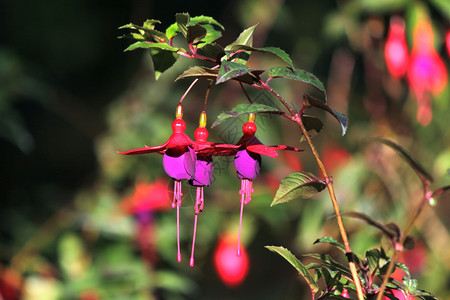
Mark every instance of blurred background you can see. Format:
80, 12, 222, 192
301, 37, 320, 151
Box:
1, 0, 449, 299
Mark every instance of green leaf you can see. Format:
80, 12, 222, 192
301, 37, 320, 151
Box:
365, 249, 381, 272
265, 246, 319, 293
187, 24, 207, 44
272, 172, 326, 206
429, 0, 450, 19
124, 41, 179, 52
224, 24, 258, 64
175, 66, 218, 81
368, 138, 434, 184
149, 48, 179, 80
303, 94, 348, 136
212, 103, 283, 128
360, 0, 410, 12
197, 43, 225, 60
225, 24, 258, 50
395, 262, 411, 279
190, 15, 224, 30
175, 13, 190, 39
304, 253, 353, 279
269, 67, 326, 96
216, 61, 257, 84
300, 115, 323, 142
119, 22, 168, 43
196, 24, 222, 48
165, 22, 179, 39
313, 237, 345, 253
228, 45, 294, 69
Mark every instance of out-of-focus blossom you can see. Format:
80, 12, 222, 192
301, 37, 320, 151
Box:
385, 16, 409, 78
321, 143, 351, 173
213, 234, 249, 288
407, 20, 447, 126
446, 30, 450, 57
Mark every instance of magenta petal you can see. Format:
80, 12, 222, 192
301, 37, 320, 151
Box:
190, 155, 213, 187
163, 146, 196, 180
234, 149, 261, 180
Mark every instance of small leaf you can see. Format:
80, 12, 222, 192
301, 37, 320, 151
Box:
303, 94, 348, 135
124, 41, 179, 52
265, 246, 319, 293
190, 15, 224, 30
313, 237, 346, 253
365, 249, 381, 272
175, 13, 190, 39
269, 67, 326, 96
369, 138, 434, 185
228, 45, 294, 69
395, 262, 411, 279
195, 24, 222, 47
272, 172, 326, 206
225, 24, 258, 50
175, 66, 218, 81
212, 103, 283, 128
187, 24, 207, 44
216, 61, 257, 84
304, 253, 352, 279
166, 22, 179, 39
300, 115, 323, 142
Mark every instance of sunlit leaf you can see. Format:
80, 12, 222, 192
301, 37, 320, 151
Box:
212, 103, 283, 128
216, 61, 257, 84
272, 172, 326, 206
196, 24, 222, 47
224, 24, 258, 64
190, 15, 224, 30
365, 249, 381, 272
124, 41, 179, 52
303, 94, 348, 136
227, 45, 294, 69
197, 43, 225, 60
175, 13, 190, 39
313, 237, 345, 253
265, 246, 319, 293
269, 67, 326, 96
175, 66, 218, 81
369, 138, 434, 184
304, 253, 352, 279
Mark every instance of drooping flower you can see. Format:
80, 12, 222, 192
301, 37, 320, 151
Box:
384, 16, 409, 78
118, 104, 196, 262
213, 234, 249, 288
233, 113, 301, 255
188, 111, 214, 267
407, 20, 447, 126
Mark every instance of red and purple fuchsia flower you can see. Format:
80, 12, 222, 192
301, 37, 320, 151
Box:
232, 113, 301, 256
118, 107, 300, 265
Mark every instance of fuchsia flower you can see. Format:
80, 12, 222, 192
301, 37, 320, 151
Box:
119, 104, 196, 262
407, 20, 447, 126
384, 16, 409, 79
233, 113, 301, 256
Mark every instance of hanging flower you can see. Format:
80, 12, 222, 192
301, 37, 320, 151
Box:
407, 20, 447, 126
213, 234, 249, 288
233, 113, 301, 255
118, 104, 196, 262
384, 16, 409, 79
446, 30, 450, 58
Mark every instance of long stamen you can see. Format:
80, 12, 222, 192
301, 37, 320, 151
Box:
176, 180, 182, 262
237, 180, 246, 256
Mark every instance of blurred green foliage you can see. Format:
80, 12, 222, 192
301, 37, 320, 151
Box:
0, 0, 449, 299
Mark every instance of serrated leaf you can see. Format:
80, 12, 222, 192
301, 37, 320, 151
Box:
212, 103, 283, 128
187, 23, 207, 44
190, 15, 224, 30
228, 45, 294, 69
269, 67, 326, 96
303, 94, 348, 136
175, 66, 218, 81
300, 115, 323, 142
196, 24, 222, 48
365, 249, 381, 272
175, 13, 190, 39
265, 246, 319, 293
369, 138, 433, 185
143, 19, 161, 29
395, 263, 411, 279
119, 22, 168, 43
313, 237, 345, 253
166, 23, 179, 39
216, 61, 256, 84
124, 41, 179, 52
272, 172, 326, 206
